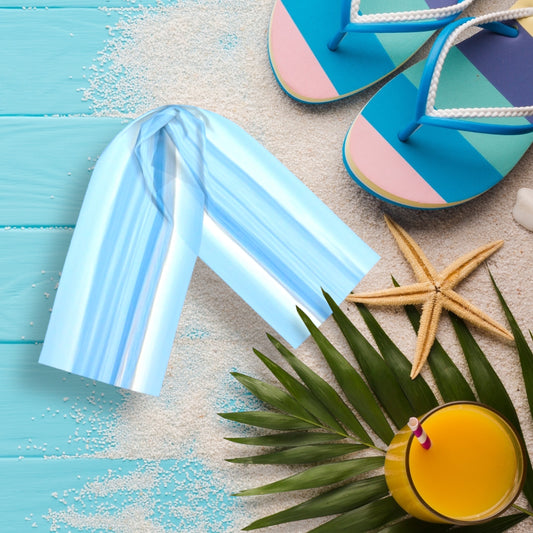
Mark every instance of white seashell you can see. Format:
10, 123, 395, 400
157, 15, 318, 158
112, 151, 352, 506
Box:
512, 188, 533, 232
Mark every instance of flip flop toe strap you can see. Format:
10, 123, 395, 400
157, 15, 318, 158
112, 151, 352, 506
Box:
399, 8, 533, 141
329, 0, 474, 50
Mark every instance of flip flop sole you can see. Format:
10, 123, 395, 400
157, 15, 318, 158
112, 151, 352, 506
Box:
344, 9, 533, 208
268, 0, 439, 103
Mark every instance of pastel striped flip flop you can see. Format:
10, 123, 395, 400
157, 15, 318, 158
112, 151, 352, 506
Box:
268, 0, 475, 103
343, 3, 533, 209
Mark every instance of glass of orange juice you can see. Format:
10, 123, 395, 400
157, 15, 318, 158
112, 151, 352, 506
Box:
385, 402, 526, 524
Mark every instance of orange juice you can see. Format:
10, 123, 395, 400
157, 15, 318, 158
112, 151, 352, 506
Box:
385, 402, 526, 524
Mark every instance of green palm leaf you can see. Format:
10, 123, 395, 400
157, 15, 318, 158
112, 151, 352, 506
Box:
399, 296, 476, 403
309, 496, 405, 533
325, 292, 412, 429
355, 300, 438, 415
378, 518, 451, 532
231, 372, 320, 425
234, 456, 385, 496
227, 443, 366, 464
379, 513, 528, 533
268, 334, 373, 444
223, 277, 533, 531
449, 314, 520, 430
253, 349, 347, 435
296, 305, 394, 444
450, 313, 533, 507
243, 476, 388, 530
452, 513, 529, 533
491, 272, 533, 418
225, 432, 344, 447
452, 513, 529, 532
218, 411, 317, 431
490, 276, 533, 508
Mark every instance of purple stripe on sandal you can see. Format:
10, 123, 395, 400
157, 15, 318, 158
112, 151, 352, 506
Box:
458, 24, 533, 122
425, 0, 462, 8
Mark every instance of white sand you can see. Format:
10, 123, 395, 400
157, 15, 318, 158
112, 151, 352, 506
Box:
80, 0, 533, 530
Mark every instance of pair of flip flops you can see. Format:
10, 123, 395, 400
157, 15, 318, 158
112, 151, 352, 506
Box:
269, 0, 533, 209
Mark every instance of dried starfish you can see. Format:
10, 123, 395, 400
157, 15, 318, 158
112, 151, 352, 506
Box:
347, 216, 513, 379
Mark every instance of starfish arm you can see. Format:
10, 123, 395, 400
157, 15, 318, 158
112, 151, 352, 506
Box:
384, 215, 438, 283
410, 293, 443, 379
438, 240, 504, 290
441, 289, 513, 341
347, 281, 434, 306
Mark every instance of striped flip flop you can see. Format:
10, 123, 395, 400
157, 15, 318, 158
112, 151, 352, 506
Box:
268, 0, 475, 103
343, 3, 533, 209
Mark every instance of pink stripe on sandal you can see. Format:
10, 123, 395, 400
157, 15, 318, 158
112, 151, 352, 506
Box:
346, 115, 446, 207
268, 1, 338, 102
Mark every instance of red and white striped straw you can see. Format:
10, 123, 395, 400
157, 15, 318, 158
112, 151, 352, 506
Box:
408, 417, 431, 450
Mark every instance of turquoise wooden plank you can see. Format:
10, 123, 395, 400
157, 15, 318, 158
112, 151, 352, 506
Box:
0, 3, 245, 532
0, 456, 241, 532
0, 1, 166, 5
0, 8, 121, 115
0, 117, 126, 226
0, 457, 143, 532
0, 343, 125, 457
0, 228, 71, 340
